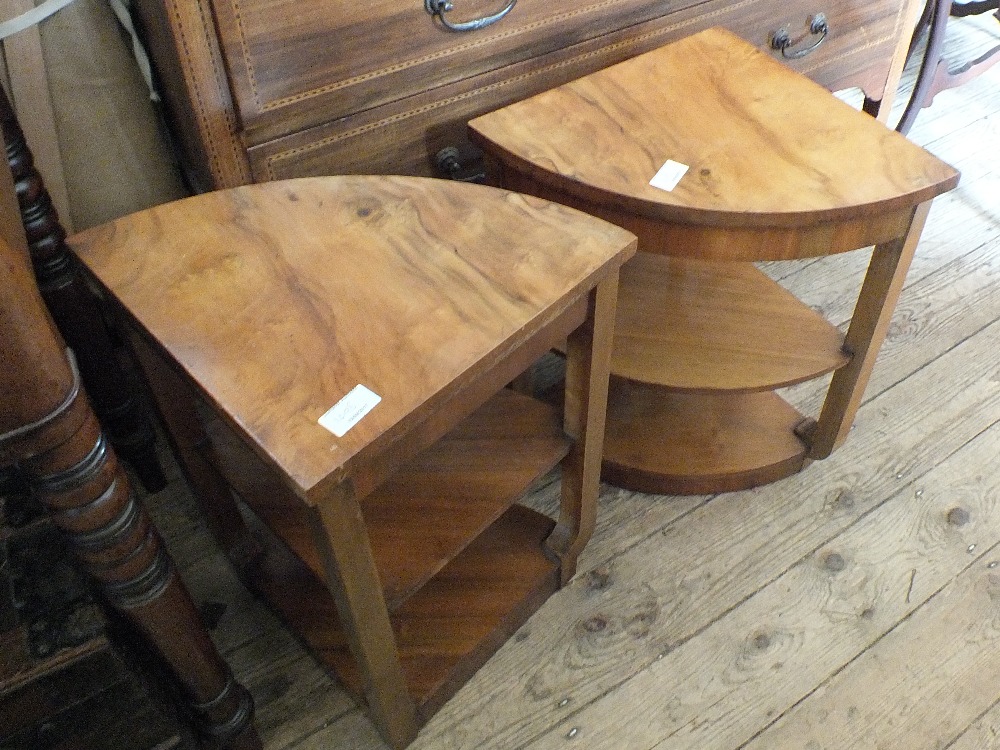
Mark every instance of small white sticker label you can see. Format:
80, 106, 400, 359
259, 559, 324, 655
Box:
318, 384, 382, 437
649, 159, 689, 192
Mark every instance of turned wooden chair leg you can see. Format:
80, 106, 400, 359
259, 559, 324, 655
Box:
0, 220, 260, 748
0, 84, 166, 492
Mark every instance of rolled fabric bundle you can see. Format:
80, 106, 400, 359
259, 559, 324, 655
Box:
3, 0, 185, 230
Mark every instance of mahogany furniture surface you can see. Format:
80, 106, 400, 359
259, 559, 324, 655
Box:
0, 514, 195, 749
131, 0, 923, 189
68, 175, 635, 748
0, 166, 259, 748
469, 27, 960, 495
0, 85, 165, 493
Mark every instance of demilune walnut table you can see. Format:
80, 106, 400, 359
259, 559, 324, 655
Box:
469, 27, 960, 495
69, 176, 636, 748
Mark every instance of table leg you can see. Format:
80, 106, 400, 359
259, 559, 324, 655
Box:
808, 200, 932, 458
309, 484, 419, 749
548, 270, 619, 584
0, 85, 166, 492
126, 329, 262, 572
0, 233, 260, 750
19, 398, 260, 749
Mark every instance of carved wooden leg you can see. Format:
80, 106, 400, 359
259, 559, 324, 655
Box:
0, 231, 260, 750
0, 84, 166, 492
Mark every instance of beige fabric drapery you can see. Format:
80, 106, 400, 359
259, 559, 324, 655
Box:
0, 0, 183, 231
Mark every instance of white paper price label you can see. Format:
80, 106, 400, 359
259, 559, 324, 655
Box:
318, 384, 381, 437
649, 159, 689, 192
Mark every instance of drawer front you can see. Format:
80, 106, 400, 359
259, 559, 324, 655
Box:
246, 0, 908, 180
728, 0, 906, 94
212, 0, 707, 143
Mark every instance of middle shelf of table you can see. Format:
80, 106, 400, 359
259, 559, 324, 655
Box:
601, 252, 853, 494
611, 252, 850, 392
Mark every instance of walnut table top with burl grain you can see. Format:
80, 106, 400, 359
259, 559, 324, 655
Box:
469, 27, 959, 495
68, 175, 635, 748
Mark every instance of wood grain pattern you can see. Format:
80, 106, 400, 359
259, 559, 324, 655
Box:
601, 381, 809, 494
77, 174, 632, 748
245, 503, 559, 713
950, 704, 1000, 750
131, 0, 252, 189
737, 436, 1000, 750
612, 254, 848, 391
809, 200, 932, 458
134, 52, 1000, 750
0, 226, 259, 748
203, 0, 913, 147
470, 27, 958, 494
145, 0, 920, 186
204, 388, 569, 609
409, 311, 1000, 750
411, 57, 1000, 726
363, 391, 569, 606
525, 415, 1000, 750
310, 483, 419, 749
496, 166, 922, 262
470, 28, 958, 231
551, 271, 619, 583
70, 176, 634, 499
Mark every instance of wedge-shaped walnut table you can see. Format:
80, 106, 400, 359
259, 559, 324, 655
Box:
69, 176, 635, 748
470, 27, 960, 495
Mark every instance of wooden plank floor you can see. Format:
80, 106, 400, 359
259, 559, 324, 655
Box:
143, 17, 1000, 750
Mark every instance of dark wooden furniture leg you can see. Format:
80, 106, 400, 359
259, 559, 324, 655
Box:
0, 226, 260, 748
0, 85, 166, 492
870, 0, 1000, 133
902, 0, 1000, 134
897, 0, 961, 134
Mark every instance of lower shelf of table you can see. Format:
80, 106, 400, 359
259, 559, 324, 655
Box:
601, 379, 811, 494
244, 503, 559, 721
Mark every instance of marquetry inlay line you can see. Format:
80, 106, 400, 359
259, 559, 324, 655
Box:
265, 4, 901, 178
252, 0, 906, 117
233, 0, 627, 112
167, 0, 251, 185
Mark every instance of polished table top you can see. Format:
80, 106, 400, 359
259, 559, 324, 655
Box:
469, 27, 959, 233
70, 176, 635, 501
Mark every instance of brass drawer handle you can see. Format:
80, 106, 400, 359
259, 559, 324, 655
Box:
770, 13, 829, 58
424, 0, 516, 31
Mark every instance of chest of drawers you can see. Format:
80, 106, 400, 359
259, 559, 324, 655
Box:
133, 0, 921, 190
